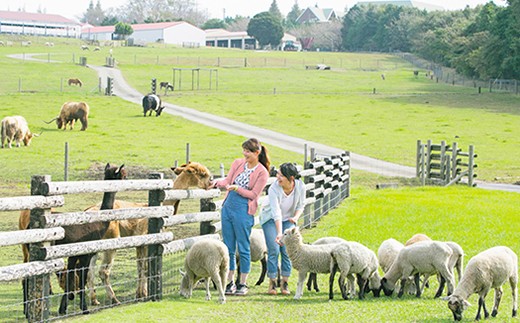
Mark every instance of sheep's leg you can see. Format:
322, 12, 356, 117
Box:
476, 295, 489, 320
356, 274, 367, 300
306, 273, 315, 291
204, 276, 212, 301
511, 275, 518, 317
434, 275, 446, 298
414, 273, 421, 298
218, 264, 227, 304
398, 277, 408, 298
255, 256, 267, 286
491, 287, 503, 317
87, 253, 100, 306
136, 246, 148, 300
347, 274, 356, 297
294, 271, 307, 300
420, 274, 430, 293
329, 263, 338, 300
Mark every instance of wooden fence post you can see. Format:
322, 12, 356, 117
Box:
451, 142, 458, 181
147, 173, 165, 302
468, 145, 476, 187
26, 175, 52, 322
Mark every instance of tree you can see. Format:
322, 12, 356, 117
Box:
81, 0, 105, 26
247, 12, 284, 48
286, 1, 303, 28
114, 22, 133, 40
227, 16, 250, 32
201, 18, 226, 30
115, 0, 208, 26
269, 0, 283, 22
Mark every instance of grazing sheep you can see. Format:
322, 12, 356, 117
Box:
405, 233, 432, 246
280, 227, 344, 300
236, 228, 268, 286
381, 240, 455, 299
81, 45, 89, 50
180, 239, 229, 304
445, 246, 518, 321
330, 241, 381, 300
307, 236, 348, 292
378, 238, 404, 273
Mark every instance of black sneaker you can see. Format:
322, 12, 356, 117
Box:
235, 283, 249, 296
225, 281, 236, 295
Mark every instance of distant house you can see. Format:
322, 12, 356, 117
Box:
356, 0, 444, 11
81, 21, 205, 46
205, 29, 300, 51
0, 10, 81, 37
295, 6, 338, 24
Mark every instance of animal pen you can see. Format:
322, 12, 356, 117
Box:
171, 68, 218, 91
416, 140, 477, 186
0, 152, 350, 322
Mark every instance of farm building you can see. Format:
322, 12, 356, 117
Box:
0, 10, 81, 37
81, 21, 205, 46
205, 29, 301, 51
295, 6, 339, 24
356, 0, 444, 11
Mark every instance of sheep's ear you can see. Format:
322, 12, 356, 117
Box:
463, 300, 471, 308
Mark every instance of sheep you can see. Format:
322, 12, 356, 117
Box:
445, 246, 517, 321
380, 240, 455, 299
180, 238, 229, 304
378, 238, 404, 273
330, 241, 381, 300
235, 228, 268, 286
280, 227, 345, 300
405, 233, 432, 246
307, 236, 348, 292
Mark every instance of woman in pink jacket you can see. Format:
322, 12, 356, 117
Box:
212, 138, 270, 296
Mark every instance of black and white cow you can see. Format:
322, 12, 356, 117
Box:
142, 94, 164, 117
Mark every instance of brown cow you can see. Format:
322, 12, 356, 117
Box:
45, 102, 90, 131
1, 116, 38, 148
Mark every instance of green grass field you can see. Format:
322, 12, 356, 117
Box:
0, 37, 519, 322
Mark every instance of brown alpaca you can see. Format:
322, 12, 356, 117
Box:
87, 161, 212, 305
57, 163, 126, 315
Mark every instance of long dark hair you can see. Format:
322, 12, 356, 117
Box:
242, 138, 270, 171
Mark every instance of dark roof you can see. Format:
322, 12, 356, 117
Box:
0, 10, 78, 25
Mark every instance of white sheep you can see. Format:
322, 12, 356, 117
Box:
307, 236, 349, 292
280, 227, 344, 300
236, 228, 268, 286
445, 246, 518, 321
405, 233, 432, 246
330, 241, 382, 300
179, 238, 229, 304
381, 240, 455, 298
378, 238, 404, 273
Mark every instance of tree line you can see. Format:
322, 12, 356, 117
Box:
79, 0, 519, 80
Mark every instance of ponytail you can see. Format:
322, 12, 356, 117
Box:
258, 144, 270, 171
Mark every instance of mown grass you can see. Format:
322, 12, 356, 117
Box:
65, 185, 520, 323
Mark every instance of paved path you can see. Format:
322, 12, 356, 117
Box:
10, 53, 518, 192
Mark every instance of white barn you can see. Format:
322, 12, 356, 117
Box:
82, 21, 205, 46
0, 10, 80, 37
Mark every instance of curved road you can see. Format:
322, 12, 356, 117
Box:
9, 53, 518, 192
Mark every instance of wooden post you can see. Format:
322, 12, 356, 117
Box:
416, 140, 422, 177
64, 142, 69, 181
468, 145, 475, 187
345, 151, 351, 198
185, 143, 190, 164
440, 141, 447, 181
147, 173, 165, 302
26, 175, 52, 322
426, 140, 432, 180
451, 142, 458, 181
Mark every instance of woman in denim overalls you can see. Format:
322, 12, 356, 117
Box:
212, 138, 270, 296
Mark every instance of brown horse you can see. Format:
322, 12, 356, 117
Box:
68, 78, 83, 87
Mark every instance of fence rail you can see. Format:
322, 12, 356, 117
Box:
0, 151, 350, 322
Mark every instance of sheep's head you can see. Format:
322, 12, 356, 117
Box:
445, 294, 470, 321
178, 269, 192, 298
280, 227, 301, 246
368, 272, 381, 297
380, 277, 395, 296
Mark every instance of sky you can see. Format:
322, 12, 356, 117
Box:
0, 0, 506, 21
